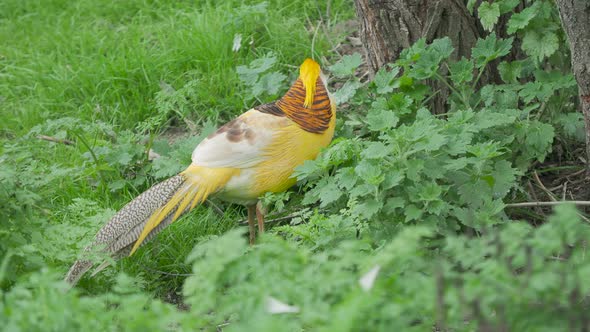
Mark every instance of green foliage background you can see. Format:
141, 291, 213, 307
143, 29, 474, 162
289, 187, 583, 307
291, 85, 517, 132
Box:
1, 0, 589, 331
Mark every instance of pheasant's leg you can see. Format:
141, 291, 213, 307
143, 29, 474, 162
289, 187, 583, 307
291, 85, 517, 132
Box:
255, 201, 265, 233
247, 205, 256, 245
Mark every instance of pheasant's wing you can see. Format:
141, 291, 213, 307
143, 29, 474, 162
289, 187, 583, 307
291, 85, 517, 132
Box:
192, 109, 291, 168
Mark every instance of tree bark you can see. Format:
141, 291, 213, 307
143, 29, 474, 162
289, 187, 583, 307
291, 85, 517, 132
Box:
354, 0, 486, 113
555, 0, 590, 173
354, 0, 483, 71
353, 0, 530, 113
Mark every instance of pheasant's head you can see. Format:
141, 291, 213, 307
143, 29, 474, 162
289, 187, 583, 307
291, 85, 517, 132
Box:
299, 58, 322, 108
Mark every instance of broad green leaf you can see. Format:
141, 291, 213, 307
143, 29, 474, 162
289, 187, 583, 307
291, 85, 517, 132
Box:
350, 183, 376, 198
457, 179, 492, 207
449, 58, 474, 84
518, 82, 544, 103
417, 183, 443, 201
410, 52, 442, 79
355, 160, 383, 185
408, 38, 452, 80
523, 121, 555, 161
478, 2, 500, 31
383, 196, 405, 214
429, 37, 454, 60
425, 200, 447, 215
382, 170, 404, 189
404, 204, 423, 222
388, 93, 413, 114
491, 160, 517, 197
373, 66, 400, 94
318, 181, 342, 207
405, 159, 424, 181
356, 198, 384, 219
293, 159, 320, 180
507, 3, 538, 34
236, 53, 277, 83
412, 131, 447, 152
556, 113, 585, 141
473, 111, 517, 130
498, 0, 520, 14
471, 33, 513, 68
498, 61, 522, 83
399, 38, 427, 63
252, 71, 287, 96
521, 30, 559, 62
467, 141, 504, 159
335, 167, 359, 190
366, 109, 399, 131
329, 53, 363, 78
334, 80, 362, 105
362, 142, 390, 159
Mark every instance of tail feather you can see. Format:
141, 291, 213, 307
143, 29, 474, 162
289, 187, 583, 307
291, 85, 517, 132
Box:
89, 213, 180, 277
65, 175, 185, 285
95, 175, 185, 248
128, 165, 238, 255
81, 214, 178, 281
65, 165, 239, 286
106, 204, 181, 254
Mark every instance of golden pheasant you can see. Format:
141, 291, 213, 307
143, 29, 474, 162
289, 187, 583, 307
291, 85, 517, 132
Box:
65, 58, 336, 285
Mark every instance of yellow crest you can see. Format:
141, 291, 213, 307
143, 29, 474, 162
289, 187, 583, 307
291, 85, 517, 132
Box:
299, 58, 321, 108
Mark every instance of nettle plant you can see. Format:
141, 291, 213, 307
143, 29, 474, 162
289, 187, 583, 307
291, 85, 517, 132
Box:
291, 33, 575, 243
178, 204, 590, 331
475, 0, 564, 62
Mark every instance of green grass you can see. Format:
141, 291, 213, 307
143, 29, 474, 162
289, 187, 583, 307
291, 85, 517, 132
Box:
0, 0, 353, 293
1, 0, 352, 132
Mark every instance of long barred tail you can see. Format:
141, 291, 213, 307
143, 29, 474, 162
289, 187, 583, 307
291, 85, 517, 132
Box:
64, 165, 238, 286
65, 174, 187, 285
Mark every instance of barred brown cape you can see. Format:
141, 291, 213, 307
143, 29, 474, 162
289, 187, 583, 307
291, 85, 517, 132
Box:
256, 78, 332, 134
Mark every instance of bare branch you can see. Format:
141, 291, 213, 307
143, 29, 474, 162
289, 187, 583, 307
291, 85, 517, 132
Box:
505, 201, 590, 208
37, 135, 75, 145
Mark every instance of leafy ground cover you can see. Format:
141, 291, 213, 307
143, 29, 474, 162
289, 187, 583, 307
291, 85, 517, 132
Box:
1, 0, 589, 330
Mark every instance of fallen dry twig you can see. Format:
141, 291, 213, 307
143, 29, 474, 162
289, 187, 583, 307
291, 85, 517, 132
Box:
505, 201, 590, 208
37, 135, 75, 145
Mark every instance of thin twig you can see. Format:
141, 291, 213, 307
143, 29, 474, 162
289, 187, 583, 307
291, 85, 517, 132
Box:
216, 322, 230, 332
527, 180, 543, 215
533, 171, 556, 202
567, 168, 586, 179
532, 171, 590, 222
36, 135, 75, 145
505, 201, 590, 208
330, 42, 343, 57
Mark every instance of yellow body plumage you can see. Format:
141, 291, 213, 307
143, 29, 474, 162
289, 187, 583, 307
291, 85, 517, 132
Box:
253, 109, 336, 194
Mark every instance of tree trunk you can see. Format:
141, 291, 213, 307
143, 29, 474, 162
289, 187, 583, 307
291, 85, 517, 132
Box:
555, 0, 590, 173
353, 0, 526, 113
354, 0, 484, 113
354, 0, 484, 71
